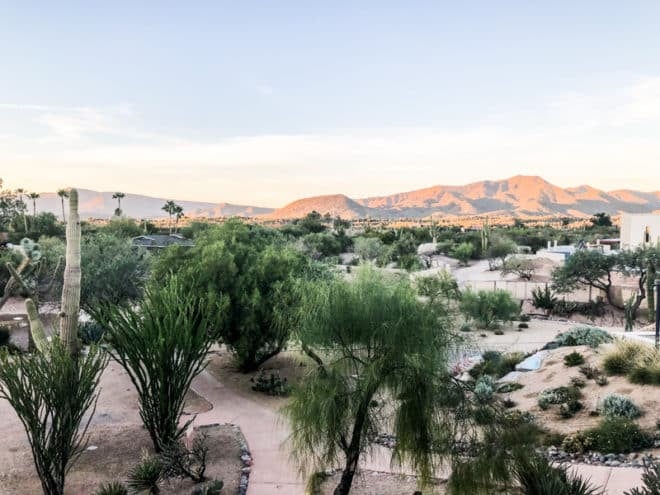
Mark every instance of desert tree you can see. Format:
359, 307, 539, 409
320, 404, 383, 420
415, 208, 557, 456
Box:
91, 277, 225, 452
551, 249, 620, 309
459, 289, 520, 329
112, 192, 125, 217
452, 242, 474, 266
500, 256, 536, 280
283, 267, 471, 495
150, 220, 327, 371
485, 237, 517, 271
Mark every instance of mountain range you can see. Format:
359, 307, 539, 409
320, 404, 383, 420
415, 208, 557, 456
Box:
32, 176, 660, 220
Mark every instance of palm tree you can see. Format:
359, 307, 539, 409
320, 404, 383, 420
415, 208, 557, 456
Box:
28, 192, 40, 216
173, 204, 184, 234
161, 201, 177, 235
112, 192, 125, 217
15, 188, 27, 232
57, 189, 69, 223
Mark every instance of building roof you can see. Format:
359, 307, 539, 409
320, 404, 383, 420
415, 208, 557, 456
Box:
132, 234, 194, 248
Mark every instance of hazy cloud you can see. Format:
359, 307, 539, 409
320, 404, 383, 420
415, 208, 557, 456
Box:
2, 77, 660, 204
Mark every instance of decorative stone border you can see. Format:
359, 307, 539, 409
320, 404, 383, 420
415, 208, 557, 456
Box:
541, 445, 660, 468
372, 431, 660, 469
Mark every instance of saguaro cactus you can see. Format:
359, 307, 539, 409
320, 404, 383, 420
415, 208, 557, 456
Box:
59, 188, 81, 355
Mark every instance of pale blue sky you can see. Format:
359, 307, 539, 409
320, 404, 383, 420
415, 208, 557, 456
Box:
2, 1, 660, 206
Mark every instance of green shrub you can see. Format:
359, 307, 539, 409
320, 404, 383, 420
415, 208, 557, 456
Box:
518, 322, 529, 329
127, 451, 163, 494
513, 453, 602, 495
600, 394, 642, 419
586, 418, 653, 453
559, 400, 583, 419
562, 433, 591, 454
552, 299, 606, 317
459, 323, 472, 332
251, 371, 291, 396
538, 386, 582, 410
161, 433, 209, 483
474, 375, 495, 403
93, 482, 128, 495
519, 314, 531, 322
564, 351, 585, 367
555, 326, 612, 348
497, 382, 524, 393
459, 289, 520, 329
532, 285, 557, 313
579, 364, 600, 379
78, 320, 105, 345
595, 375, 608, 386
470, 351, 525, 379
494, 328, 504, 335
628, 365, 660, 386
625, 462, 660, 495
192, 479, 224, 495
569, 376, 586, 388
603, 340, 653, 375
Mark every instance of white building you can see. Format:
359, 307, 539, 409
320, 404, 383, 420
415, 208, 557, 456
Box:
620, 213, 660, 250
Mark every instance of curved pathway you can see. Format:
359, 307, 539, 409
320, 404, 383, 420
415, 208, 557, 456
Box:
191, 371, 643, 495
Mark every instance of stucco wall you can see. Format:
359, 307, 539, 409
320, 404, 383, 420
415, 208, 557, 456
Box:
620, 213, 660, 250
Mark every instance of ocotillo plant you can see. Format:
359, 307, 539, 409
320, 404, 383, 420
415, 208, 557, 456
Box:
60, 188, 81, 355
481, 217, 491, 252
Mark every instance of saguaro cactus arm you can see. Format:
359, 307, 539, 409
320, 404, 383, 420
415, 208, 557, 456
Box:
59, 188, 81, 355
0, 253, 30, 310
25, 298, 48, 353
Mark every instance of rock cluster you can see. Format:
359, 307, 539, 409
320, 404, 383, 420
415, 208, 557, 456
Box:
373, 431, 660, 470
542, 446, 660, 468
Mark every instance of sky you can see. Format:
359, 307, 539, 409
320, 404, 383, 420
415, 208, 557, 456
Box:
2, 1, 660, 207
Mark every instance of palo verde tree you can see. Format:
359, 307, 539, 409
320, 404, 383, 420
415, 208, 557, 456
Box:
91, 276, 224, 453
283, 267, 471, 495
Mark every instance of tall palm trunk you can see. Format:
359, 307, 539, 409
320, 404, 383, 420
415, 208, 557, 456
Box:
32, 199, 37, 216
60, 198, 66, 223
60, 189, 81, 356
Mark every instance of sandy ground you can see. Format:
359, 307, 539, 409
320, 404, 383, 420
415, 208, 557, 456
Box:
506, 343, 660, 435
0, 361, 242, 495
205, 347, 311, 408
320, 471, 447, 495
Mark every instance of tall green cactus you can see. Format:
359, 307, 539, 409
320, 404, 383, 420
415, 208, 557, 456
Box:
59, 188, 81, 355
481, 217, 491, 252
648, 263, 656, 322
